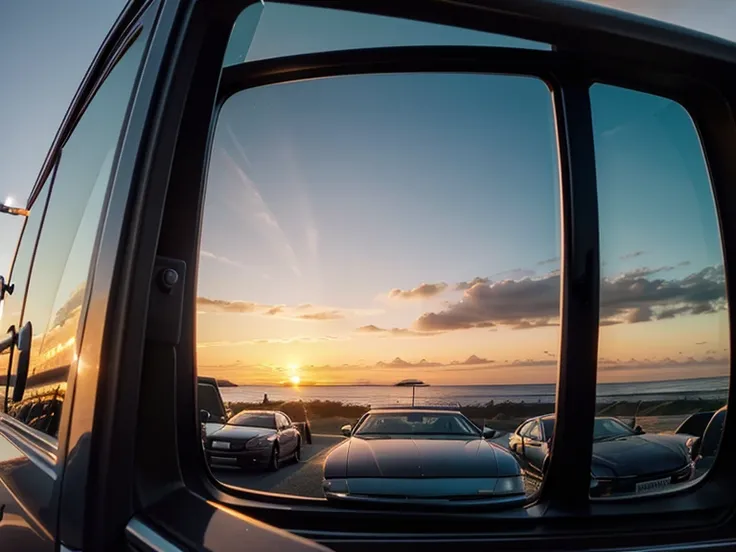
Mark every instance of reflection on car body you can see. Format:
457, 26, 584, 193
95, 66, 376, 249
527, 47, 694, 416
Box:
678, 406, 727, 472
322, 408, 524, 506
509, 415, 694, 496
204, 410, 301, 471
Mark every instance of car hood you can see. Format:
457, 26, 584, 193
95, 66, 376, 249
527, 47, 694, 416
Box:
592, 434, 688, 477
327, 437, 516, 478
207, 424, 276, 441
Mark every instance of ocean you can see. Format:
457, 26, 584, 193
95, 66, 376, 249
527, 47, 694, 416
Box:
219, 376, 730, 407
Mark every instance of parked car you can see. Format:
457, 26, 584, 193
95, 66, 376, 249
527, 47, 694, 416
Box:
509, 415, 695, 496
322, 408, 524, 506
204, 410, 301, 470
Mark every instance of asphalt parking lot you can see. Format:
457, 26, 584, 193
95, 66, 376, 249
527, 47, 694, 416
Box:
214, 434, 343, 498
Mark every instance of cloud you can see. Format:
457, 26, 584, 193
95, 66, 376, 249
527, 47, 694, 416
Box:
626, 305, 653, 323
621, 266, 675, 278
197, 297, 262, 313
493, 268, 536, 280
678, 261, 692, 267
414, 276, 560, 331
389, 282, 448, 300
456, 277, 490, 291
537, 257, 560, 266
197, 335, 345, 348
356, 325, 438, 337
512, 319, 557, 330
412, 264, 726, 331
297, 310, 344, 320
198, 297, 380, 320
200, 250, 245, 270
620, 251, 646, 260
598, 355, 728, 372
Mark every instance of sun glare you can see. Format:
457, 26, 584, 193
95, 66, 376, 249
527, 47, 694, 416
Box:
290, 375, 301, 385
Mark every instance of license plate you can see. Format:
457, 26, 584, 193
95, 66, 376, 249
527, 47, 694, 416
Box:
211, 441, 230, 450
636, 477, 670, 494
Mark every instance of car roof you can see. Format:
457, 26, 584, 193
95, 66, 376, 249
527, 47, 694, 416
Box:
234, 410, 278, 416
367, 408, 461, 415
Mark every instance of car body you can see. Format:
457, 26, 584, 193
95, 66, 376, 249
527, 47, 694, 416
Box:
322, 408, 524, 506
509, 415, 695, 497
204, 410, 301, 470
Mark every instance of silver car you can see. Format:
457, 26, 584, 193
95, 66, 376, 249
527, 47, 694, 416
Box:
204, 410, 301, 471
322, 408, 525, 506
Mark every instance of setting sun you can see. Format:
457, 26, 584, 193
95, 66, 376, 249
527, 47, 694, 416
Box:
290, 375, 301, 385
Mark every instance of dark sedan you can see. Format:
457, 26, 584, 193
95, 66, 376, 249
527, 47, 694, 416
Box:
204, 410, 301, 471
322, 408, 525, 506
509, 415, 695, 496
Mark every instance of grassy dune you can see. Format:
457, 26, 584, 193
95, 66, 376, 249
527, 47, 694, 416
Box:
227, 398, 726, 435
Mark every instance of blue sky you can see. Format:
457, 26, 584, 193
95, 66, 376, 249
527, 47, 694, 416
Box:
0, 1, 733, 386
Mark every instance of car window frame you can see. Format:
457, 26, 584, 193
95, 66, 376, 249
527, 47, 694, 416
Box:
108, 0, 736, 549
198, 37, 734, 516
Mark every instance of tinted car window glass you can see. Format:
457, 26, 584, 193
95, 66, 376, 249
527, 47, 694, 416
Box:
0, 180, 51, 409
230, 412, 276, 429
528, 421, 542, 441
591, 84, 728, 496
197, 71, 561, 502
541, 419, 554, 440
4, 36, 145, 437
355, 413, 478, 436
199, 383, 227, 421
518, 421, 532, 436
224, 2, 548, 66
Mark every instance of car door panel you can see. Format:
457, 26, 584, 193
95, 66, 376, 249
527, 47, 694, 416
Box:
0, 422, 59, 551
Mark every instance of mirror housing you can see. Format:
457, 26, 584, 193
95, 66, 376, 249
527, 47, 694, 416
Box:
482, 427, 496, 439
341, 424, 352, 437
0, 203, 29, 217
634, 425, 644, 435
199, 409, 211, 424
12, 321, 32, 403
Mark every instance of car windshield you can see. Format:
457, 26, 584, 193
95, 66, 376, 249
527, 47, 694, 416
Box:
593, 418, 634, 441
354, 412, 479, 437
227, 412, 276, 429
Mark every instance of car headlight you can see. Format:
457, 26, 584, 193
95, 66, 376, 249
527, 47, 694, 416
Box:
245, 436, 273, 450
323, 479, 349, 494
493, 476, 524, 495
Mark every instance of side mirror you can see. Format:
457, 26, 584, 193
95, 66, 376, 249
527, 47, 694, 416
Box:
634, 425, 644, 435
199, 409, 211, 424
341, 424, 352, 437
12, 321, 32, 403
482, 427, 496, 439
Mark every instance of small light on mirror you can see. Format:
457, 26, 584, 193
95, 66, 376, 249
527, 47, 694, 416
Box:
0, 199, 29, 217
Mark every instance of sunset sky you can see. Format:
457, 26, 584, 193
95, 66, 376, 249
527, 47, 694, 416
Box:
0, 2, 729, 389
195, 3, 729, 387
